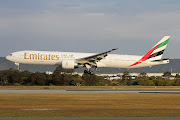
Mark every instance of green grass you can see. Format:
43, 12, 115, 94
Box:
0, 93, 180, 117
0, 86, 180, 90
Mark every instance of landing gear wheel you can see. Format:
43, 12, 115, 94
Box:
89, 71, 94, 75
87, 71, 91, 74
84, 70, 94, 75
84, 70, 88, 74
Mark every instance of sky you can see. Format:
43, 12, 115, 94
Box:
0, 0, 180, 58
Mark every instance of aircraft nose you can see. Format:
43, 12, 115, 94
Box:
6, 55, 10, 60
6, 54, 13, 61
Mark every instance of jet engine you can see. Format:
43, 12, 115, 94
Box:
62, 59, 77, 69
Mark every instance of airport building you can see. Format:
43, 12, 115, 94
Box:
46, 71, 179, 81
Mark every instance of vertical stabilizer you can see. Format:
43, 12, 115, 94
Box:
148, 36, 170, 61
129, 36, 170, 67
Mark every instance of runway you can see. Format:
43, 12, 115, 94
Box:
0, 89, 180, 94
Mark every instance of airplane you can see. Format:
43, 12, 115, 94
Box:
6, 36, 170, 74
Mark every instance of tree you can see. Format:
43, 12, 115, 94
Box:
44, 73, 53, 85
9, 70, 22, 84
82, 74, 99, 86
138, 79, 155, 86
21, 70, 31, 82
174, 74, 180, 86
122, 71, 131, 80
1, 75, 8, 85
0, 69, 22, 85
62, 73, 74, 86
27, 72, 46, 86
163, 71, 172, 79
97, 76, 111, 86
138, 72, 148, 78
120, 71, 131, 85
52, 66, 64, 85
71, 78, 85, 86
164, 80, 174, 86
175, 79, 180, 86
175, 74, 180, 80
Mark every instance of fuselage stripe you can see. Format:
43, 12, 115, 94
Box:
129, 45, 158, 67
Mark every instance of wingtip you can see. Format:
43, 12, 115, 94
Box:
112, 48, 118, 51
164, 36, 171, 39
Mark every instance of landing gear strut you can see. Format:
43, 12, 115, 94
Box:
15, 63, 20, 70
84, 64, 94, 75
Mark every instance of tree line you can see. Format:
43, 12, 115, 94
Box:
0, 68, 180, 86
116, 71, 180, 86
0, 67, 110, 86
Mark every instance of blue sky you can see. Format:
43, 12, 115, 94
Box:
0, 0, 180, 58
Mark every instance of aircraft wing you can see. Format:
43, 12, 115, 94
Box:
76, 48, 118, 66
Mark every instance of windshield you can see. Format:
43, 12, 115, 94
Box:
9, 54, 12, 56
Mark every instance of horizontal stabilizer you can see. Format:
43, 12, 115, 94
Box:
151, 58, 170, 62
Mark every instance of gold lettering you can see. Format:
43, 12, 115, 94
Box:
30, 54, 37, 60
51, 55, 55, 60
39, 54, 42, 60
24, 53, 29, 59
56, 55, 59, 60
43, 54, 48, 60
38, 53, 40, 60
49, 54, 51, 60
24, 53, 62, 61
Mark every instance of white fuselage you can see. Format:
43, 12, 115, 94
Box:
6, 50, 169, 69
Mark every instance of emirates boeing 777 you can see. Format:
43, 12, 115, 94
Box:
6, 36, 170, 74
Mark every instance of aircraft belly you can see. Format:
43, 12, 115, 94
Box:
99, 59, 132, 68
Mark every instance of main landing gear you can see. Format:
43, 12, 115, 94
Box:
84, 64, 94, 75
84, 69, 94, 75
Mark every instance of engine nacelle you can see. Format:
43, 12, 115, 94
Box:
62, 59, 76, 69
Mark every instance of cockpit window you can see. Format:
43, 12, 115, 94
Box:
9, 54, 12, 56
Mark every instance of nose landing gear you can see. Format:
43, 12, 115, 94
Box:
15, 63, 20, 70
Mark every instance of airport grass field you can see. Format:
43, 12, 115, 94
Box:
0, 93, 180, 117
0, 86, 180, 117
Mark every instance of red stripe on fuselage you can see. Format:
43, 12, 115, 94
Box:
129, 45, 158, 67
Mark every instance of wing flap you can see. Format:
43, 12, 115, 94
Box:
76, 48, 118, 66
